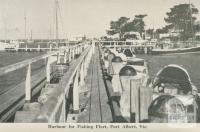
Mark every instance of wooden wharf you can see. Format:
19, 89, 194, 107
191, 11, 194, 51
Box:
1, 40, 196, 123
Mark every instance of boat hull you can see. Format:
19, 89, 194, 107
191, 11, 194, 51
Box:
152, 46, 200, 55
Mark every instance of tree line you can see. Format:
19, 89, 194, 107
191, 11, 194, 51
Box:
106, 3, 200, 41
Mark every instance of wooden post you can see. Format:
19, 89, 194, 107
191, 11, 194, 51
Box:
73, 68, 80, 113
77, 46, 79, 54
25, 64, 31, 102
57, 52, 60, 64
84, 56, 88, 77
92, 41, 95, 54
144, 47, 148, 54
80, 61, 85, 86
25, 44, 28, 52
130, 78, 142, 123
111, 63, 124, 93
46, 57, 51, 83
38, 44, 41, 52
119, 76, 132, 118
139, 86, 152, 121
50, 44, 52, 51
68, 49, 71, 62
64, 50, 67, 64
72, 48, 75, 60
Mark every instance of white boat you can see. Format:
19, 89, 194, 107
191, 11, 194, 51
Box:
0, 40, 20, 51
148, 64, 200, 123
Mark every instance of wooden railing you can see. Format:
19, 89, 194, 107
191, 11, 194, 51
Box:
32, 42, 94, 123
0, 41, 90, 122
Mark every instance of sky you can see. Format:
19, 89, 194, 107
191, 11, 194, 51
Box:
0, 0, 200, 39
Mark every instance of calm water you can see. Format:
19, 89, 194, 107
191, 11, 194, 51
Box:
137, 52, 200, 90
0, 51, 200, 95
0, 51, 46, 95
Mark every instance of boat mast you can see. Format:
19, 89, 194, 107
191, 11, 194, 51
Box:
4, 15, 7, 43
30, 30, 32, 40
55, 0, 59, 47
24, 12, 27, 40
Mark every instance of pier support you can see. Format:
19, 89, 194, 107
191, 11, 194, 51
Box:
57, 52, 61, 64
25, 44, 28, 52
46, 57, 51, 83
50, 44, 52, 51
73, 68, 80, 113
72, 48, 75, 60
64, 50, 67, 64
144, 47, 148, 54
68, 49, 72, 62
37, 45, 41, 52
25, 64, 31, 102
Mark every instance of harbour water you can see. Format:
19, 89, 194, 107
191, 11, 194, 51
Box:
0, 51, 45, 95
0, 51, 200, 96
138, 52, 200, 90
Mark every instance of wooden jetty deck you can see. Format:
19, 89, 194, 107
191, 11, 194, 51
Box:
1, 40, 199, 123
77, 47, 112, 123
0, 41, 157, 123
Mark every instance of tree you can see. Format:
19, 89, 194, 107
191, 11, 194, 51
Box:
107, 14, 147, 40
133, 14, 147, 37
164, 4, 198, 40
107, 17, 130, 39
146, 28, 154, 38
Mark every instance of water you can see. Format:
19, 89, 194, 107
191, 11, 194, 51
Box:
137, 52, 200, 90
0, 51, 46, 95
0, 51, 200, 95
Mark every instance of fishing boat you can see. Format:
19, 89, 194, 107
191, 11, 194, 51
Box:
149, 64, 200, 123
152, 42, 200, 55
0, 41, 19, 51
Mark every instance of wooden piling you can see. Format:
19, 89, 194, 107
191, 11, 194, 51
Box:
46, 57, 51, 83
25, 64, 31, 102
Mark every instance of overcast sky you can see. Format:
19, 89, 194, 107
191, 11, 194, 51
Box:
0, 0, 200, 39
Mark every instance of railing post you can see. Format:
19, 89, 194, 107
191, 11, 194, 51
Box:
25, 63, 31, 102
46, 57, 51, 83
57, 52, 61, 64
38, 44, 41, 52
72, 48, 75, 60
50, 44, 52, 51
76, 47, 78, 55
64, 50, 67, 64
92, 41, 95, 54
25, 44, 28, 52
73, 68, 80, 113
80, 61, 85, 86
78, 46, 80, 54
68, 49, 71, 62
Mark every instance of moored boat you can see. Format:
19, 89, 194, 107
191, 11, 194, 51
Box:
149, 64, 200, 123
152, 45, 200, 55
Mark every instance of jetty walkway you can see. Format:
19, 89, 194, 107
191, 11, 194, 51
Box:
0, 41, 119, 123
1, 40, 199, 123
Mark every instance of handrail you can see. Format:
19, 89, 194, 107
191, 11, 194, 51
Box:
0, 51, 58, 76
0, 42, 88, 76
32, 43, 93, 123
0, 41, 89, 106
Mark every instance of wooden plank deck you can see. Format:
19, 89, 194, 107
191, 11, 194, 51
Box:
78, 46, 112, 123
